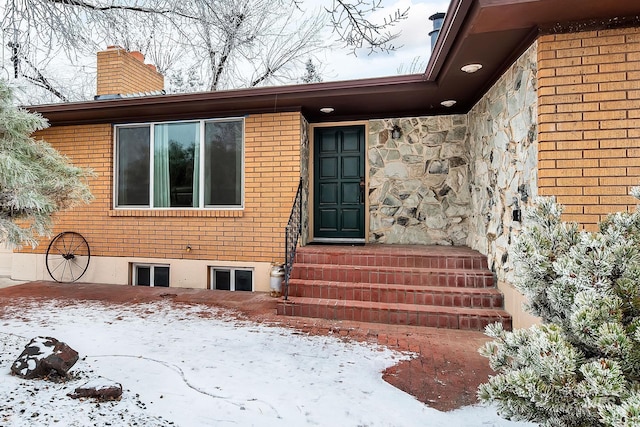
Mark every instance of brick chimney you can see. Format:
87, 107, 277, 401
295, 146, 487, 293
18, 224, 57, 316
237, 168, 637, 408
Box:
96, 46, 164, 97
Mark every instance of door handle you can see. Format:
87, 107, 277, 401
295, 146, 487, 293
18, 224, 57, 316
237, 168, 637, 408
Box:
359, 177, 365, 204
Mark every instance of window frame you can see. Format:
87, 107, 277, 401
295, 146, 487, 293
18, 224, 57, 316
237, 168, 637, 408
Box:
132, 263, 170, 287
209, 267, 254, 292
114, 117, 245, 210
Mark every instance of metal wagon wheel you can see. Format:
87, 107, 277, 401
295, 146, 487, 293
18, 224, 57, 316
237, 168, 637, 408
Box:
45, 232, 91, 283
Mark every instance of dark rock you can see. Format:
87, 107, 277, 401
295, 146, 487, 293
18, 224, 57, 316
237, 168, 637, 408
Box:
438, 185, 452, 198
527, 124, 537, 145
427, 160, 449, 175
449, 156, 467, 168
448, 126, 467, 141
380, 206, 400, 216
383, 195, 401, 207
11, 337, 79, 380
397, 217, 409, 226
518, 184, 529, 203
68, 378, 123, 401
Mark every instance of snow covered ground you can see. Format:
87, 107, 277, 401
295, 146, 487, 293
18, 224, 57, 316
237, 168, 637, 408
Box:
0, 300, 534, 426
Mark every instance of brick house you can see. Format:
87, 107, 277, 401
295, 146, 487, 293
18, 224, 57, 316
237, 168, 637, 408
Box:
7, 0, 640, 329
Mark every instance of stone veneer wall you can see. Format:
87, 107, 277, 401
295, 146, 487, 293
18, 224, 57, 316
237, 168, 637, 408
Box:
368, 116, 470, 245
467, 42, 539, 327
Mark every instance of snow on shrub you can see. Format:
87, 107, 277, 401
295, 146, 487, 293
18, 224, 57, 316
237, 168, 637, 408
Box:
479, 194, 640, 427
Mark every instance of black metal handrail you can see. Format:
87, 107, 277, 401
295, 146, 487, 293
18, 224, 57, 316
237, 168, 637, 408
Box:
284, 178, 303, 300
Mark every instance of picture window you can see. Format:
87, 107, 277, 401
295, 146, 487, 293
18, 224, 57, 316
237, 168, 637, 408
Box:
115, 118, 244, 209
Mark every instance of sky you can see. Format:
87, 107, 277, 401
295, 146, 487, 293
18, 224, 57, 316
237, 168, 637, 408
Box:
0, 299, 535, 426
314, 0, 452, 81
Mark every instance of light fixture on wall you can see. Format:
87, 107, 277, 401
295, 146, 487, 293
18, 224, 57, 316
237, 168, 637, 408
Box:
185, 244, 192, 253
391, 125, 402, 139
512, 197, 521, 222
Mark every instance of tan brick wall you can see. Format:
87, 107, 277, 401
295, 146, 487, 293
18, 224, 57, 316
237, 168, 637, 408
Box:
23, 112, 301, 265
97, 47, 164, 96
538, 27, 640, 230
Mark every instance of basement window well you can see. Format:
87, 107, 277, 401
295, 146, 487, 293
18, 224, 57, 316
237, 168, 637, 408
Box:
133, 264, 170, 287
210, 267, 253, 291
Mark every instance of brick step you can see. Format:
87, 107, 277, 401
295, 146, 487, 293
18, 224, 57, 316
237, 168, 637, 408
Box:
291, 264, 495, 288
287, 280, 503, 308
295, 246, 488, 270
276, 297, 511, 331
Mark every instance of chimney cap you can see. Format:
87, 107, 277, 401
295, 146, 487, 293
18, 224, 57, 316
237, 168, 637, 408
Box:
130, 51, 145, 62
429, 12, 446, 21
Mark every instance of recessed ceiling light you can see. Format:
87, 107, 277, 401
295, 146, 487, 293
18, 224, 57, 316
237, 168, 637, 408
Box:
461, 63, 483, 73
320, 107, 334, 113
440, 100, 457, 107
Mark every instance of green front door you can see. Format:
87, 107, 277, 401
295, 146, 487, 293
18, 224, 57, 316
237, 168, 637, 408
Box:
314, 126, 365, 241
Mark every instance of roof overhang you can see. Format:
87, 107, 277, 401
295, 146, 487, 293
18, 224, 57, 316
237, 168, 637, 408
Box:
29, 0, 640, 126
30, 75, 439, 126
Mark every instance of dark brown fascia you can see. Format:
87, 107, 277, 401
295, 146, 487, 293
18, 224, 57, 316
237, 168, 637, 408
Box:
424, 0, 473, 81
29, 74, 434, 126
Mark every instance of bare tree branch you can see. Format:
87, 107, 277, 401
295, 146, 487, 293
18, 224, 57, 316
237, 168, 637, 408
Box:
46, 0, 198, 20
248, 12, 325, 87
2, 0, 328, 102
326, 0, 409, 54
18, 54, 68, 101
210, 11, 246, 90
